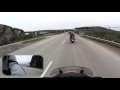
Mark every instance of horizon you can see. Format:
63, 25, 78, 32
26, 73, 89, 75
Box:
1, 23, 120, 32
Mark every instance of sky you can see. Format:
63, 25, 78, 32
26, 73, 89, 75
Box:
0, 12, 120, 31
15, 55, 32, 64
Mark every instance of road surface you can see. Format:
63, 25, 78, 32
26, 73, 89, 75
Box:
21, 66, 43, 76
0, 33, 120, 78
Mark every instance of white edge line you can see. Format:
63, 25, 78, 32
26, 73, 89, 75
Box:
40, 61, 53, 78
62, 35, 68, 44
62, 40, 65, 44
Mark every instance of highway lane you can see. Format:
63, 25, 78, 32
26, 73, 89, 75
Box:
0, 34, 65, 77
41, 33, 120, 78
21, 66, 43, 76
0, 32, 120, 78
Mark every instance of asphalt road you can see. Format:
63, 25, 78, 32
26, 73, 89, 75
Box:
0, 33, 120, 78
21, 66, 43, 76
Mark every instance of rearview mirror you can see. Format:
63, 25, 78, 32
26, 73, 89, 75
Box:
2, 55, 43, 76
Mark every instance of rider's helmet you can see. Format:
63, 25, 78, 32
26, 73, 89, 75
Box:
8, 55, 17, 62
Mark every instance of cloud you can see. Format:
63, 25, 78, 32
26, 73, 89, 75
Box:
0, 12, 120, 31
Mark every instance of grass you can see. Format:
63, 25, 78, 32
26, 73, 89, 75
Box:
76, 26, 120, 43
23, 39, 39, 43
11, 34, 35, 43
84, 31, 120, 43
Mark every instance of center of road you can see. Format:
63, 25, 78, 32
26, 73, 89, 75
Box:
40, 35, 69, 77
35, 34, 64, 47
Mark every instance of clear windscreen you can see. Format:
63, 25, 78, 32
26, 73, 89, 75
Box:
50, 66, 93, 77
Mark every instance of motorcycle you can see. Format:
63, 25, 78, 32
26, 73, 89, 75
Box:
70, 34, 75, 43
70, 37, 75, 43
49, 66, 102, 78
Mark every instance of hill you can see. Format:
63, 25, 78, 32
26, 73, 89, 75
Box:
0, 24, 25, 46
75, 26, 120, 43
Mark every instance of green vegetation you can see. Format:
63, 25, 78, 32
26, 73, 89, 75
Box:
12, 32, 34, 43
75, 26, 120, 43
38, 30, 65, 34
12, 30, 65, 43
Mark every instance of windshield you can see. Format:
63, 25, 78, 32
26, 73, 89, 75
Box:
50, 66, 93, 77
0, 12, 120, 78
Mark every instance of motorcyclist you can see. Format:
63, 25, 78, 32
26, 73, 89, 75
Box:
3, 55, 27, 76
69, 32, 75, 41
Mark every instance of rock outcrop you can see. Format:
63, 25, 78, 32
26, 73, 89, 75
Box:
30, 55, 43, 69
0, 24, 25, 46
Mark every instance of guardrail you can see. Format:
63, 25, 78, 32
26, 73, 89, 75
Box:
80, 34, 120, 48
0, 33, 59, 49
